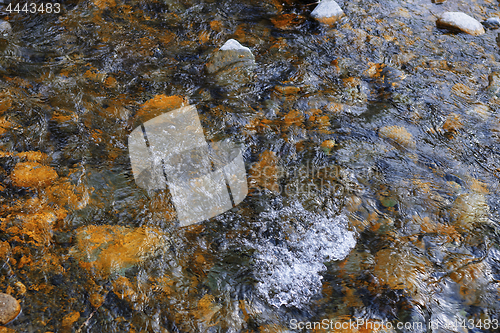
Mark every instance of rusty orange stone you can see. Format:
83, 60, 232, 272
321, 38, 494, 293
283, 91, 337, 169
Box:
443, 113, 463, 133
11, 162, 58, 188
274, 85, 300, 95
248, 150, 280, 193
134, 95, 187, 125
270, 14, 305, 30
93, 0, 115, 9
379, 125, 415, 148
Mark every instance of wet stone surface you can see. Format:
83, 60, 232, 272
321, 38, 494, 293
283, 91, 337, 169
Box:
0, 294, 20, 325
0, 0, 500, 332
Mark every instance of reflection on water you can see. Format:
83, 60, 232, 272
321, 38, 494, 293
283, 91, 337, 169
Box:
1, 0, 500, 332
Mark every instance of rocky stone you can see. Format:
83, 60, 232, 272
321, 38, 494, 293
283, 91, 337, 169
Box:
450, 193, 489, 233
206, 39, 255, 87
61, 311, 80, 331
0, 21, 11, 36
311, 0, 344, 25
483, 17, 500, 29
380, 66, 406, 90
11, 162, 58, 188
248, 150, 279, 193
320, 139, 336, 155
379, 125, 416, 148
487, 72, 500, 97
436, 12, 485, 36
70, 225, 168, 278
0, 293, 20, 325
443, 113, 463, 134
133, 94, 187, 126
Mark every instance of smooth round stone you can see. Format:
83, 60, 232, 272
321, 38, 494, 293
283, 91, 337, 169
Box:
436, 12, 485, 36
0, 293, 21, 325
311, 0, 344, 25
483, 17, 500, 29
206, 39, 256, 87
219, 39, 251, 53
0, 21, 11, 35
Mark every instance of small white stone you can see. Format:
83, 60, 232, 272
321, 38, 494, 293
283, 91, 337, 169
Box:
0, 21, 11, 35
220, 39, 252, 53
311, 0, 344, 22
437, 12, 485, 36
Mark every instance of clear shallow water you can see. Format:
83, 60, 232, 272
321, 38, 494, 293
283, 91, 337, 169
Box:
1, 0, 500, 332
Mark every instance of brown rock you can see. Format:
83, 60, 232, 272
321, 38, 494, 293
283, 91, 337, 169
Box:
61, 311, 80, 331
133, 95, 187, 126
379, 125, 416, 148
443, 113, 462, 133
248, 150, 280, 193
0, 242, 10, 261
11, 162, 58, 188
71, 225, 167, 278
270, 14, 305, 30
0, 293, 20, 325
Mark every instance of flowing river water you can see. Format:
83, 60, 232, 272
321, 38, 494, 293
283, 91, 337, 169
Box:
1, 0, 500, 332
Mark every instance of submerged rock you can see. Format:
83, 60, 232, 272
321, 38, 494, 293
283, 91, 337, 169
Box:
0, 293, 20, 325
311, 0, 344, 25
320, 139, 336, 155
483, 17, 500, 29
0, 21, 11, 36
11, 162, 58, 188
71, 225, 168, 278
450, 193, 489, 233
436, 12, 485, 36
487, 72, 500, 97
206, 39, 255, 87
379, 125, 416, 148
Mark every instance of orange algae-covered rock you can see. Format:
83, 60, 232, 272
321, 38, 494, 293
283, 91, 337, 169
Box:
11, 162, 58, 188
16, 151, 50, 163
71, 225, 167, 278
0, 242, 10, 261
134, 95, 187, 125
60, 311, 80, 331
320, 139, 336, 155
10, 211, 57, 246
373, 247, 430, 294
379, 125, 415, 148
270, 14, 305, 30
193, 294, 221, 325
93, 0, 115, 10
248, 150, 280, 193
443, 113, 463, 133
0, 118, 11, 135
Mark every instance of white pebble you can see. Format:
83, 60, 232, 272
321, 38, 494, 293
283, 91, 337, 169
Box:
437, 12, 485, 36
311, 0, 344, 24
0, 21, 11, 35
220, 39, 252, 53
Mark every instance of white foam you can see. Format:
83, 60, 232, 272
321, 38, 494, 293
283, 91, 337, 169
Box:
220, 39, 252, 53
311, 0, 344, 19
250, 201, 356, 308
